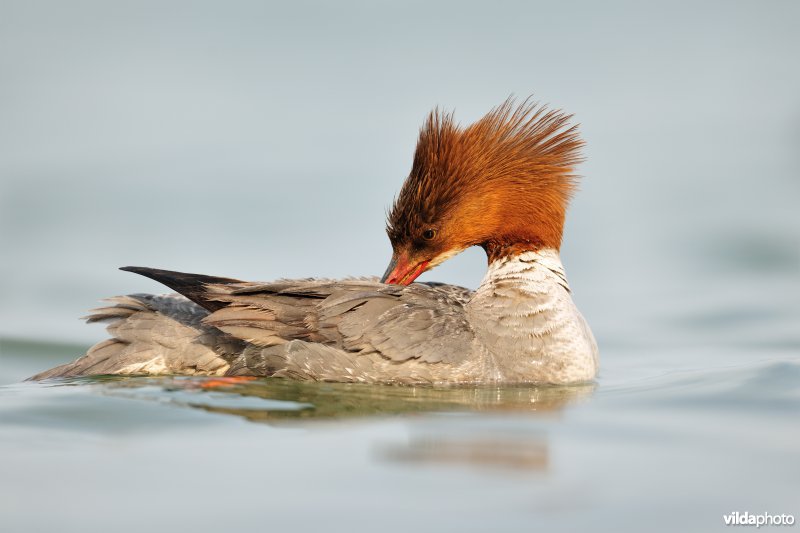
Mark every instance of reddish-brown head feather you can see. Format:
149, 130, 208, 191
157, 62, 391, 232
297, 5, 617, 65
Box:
386, 97, 584, 268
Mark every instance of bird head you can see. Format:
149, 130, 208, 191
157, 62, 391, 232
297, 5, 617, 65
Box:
381, 97, 584, 285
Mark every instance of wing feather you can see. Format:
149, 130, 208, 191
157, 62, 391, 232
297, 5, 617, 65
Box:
201, 280, 475, 365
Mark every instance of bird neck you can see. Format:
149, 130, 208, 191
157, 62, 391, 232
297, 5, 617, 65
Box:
466, 248, 598, 384
476, 248, 570, 295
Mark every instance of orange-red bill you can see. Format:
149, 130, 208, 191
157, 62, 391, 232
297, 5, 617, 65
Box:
380, 255, 430, 285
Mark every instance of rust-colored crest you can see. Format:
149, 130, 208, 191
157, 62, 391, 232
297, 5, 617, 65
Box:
387, 97, 584, 262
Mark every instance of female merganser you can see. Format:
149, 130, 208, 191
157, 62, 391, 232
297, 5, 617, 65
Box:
31, 98, 598, 385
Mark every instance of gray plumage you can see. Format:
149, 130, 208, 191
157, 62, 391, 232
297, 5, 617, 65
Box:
30, 250, 598, 385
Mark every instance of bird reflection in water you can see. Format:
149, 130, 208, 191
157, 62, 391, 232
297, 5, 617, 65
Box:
62, 375, 595, 470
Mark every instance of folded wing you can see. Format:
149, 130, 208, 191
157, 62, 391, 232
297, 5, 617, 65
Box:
202, 278, 475, 365
32, 267, 477, 382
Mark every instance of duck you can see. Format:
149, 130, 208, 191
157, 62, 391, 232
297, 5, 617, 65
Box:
30, 98, 599, 385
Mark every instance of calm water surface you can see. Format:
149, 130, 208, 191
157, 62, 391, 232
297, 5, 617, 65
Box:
1, 335, 797, 533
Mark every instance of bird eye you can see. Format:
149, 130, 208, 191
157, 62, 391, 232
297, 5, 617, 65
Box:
422, 229, 436, 240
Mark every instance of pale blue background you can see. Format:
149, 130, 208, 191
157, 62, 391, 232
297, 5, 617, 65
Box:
3, 0, 797, 348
